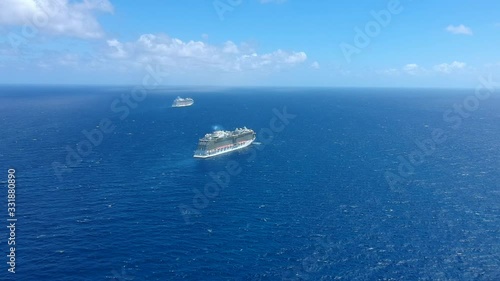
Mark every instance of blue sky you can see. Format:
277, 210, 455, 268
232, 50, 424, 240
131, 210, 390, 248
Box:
0, 0, 499, 87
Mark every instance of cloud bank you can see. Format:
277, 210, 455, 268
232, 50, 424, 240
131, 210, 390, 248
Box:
0, 0, 113, 39
445, 24, 473, 36
105, 34, 308, 72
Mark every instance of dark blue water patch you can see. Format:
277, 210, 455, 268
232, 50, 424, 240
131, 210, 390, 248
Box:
0, 86, 498, 280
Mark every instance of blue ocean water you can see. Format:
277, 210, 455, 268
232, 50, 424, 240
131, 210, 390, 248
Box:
0, 86, 499, 280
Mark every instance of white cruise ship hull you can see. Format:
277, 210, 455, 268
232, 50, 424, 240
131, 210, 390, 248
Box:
193, 138, 255, 158
172, 102, 194, 108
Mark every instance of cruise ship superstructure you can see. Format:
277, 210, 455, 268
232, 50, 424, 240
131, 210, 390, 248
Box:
194, 127, 256, 158
172, 96, 194, 107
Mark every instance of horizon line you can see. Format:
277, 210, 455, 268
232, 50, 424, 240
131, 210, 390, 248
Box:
0, 83, 479, 90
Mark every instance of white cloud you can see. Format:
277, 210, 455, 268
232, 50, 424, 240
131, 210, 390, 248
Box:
403, 63, 422, 75
107, 39, 126, 58
222, 41, 239, 54
310, 61, 320, 69
445, 24, 473, 35
281, 50, 307, 64
104, 34, 307, 72
379, 61, 468, 76
0, 0, 113, 39
433, 61, 466, 73
377, 68, 399, 76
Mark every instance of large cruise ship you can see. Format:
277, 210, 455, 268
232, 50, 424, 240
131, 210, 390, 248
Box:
194, 127, 256, 158
172, 96, 194, 107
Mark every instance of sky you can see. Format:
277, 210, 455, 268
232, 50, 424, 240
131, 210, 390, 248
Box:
0, 0, 499, 87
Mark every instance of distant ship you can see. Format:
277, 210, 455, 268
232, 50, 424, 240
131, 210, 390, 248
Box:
172, 96, 194, 107
194, 127, 256, 158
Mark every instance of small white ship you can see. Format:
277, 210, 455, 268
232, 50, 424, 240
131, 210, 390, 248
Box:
172, 96, 194, 107
194, 127, 256, 158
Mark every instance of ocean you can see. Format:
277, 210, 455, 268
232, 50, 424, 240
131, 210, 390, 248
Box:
0, 86, 499, 280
